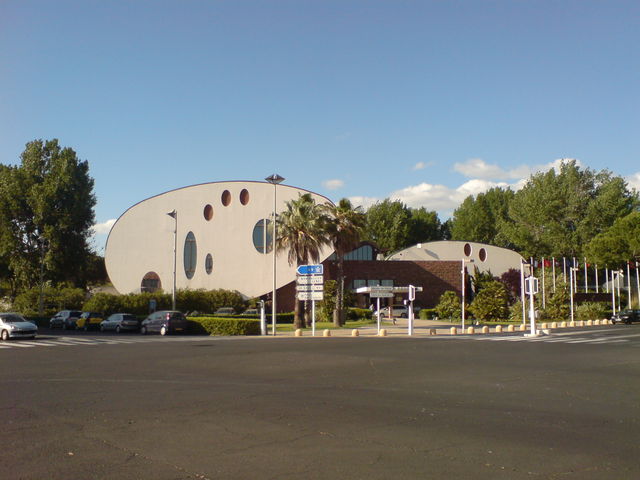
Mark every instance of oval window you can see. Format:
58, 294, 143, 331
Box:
240, 189, 250, 205
463, 243, 472, 257
479, 248, 487, 262
205, 253, 213, 274
203, 204, 213, 221
221, 190, 231, 206
141, 272, 161, 293
183, 232, 197, 279
252, 219, 273, 254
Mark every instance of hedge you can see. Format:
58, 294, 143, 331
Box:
187, 317, 260, 336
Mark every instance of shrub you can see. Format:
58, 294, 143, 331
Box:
347, 307, 373, 321
13, 285, 85, 317
419, 308, 437, 320
575, 302, 609, 321
187, 316, 260, 335
317, 280, 337, 322
468, 281, 510, 322
435, 291, 462, 321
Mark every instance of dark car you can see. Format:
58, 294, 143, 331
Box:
49, 310, 82, 330
140, 310, 188, 336
100, 313, 140, 333
611, 309, 640, 325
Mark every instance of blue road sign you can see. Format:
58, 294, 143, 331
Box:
297, 264, 323, 275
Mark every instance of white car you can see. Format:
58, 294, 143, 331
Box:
374, 305, 408, 318
0, 313, 37, 341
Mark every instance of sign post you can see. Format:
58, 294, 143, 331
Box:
525, 276, 539, 336
408, 285, 416, 336
370, 286, 393, 334
296, 264, 324, 336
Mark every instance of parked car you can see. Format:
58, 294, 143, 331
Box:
214, 307, 236, 316
0, 313, 37, 340
100, 313, 140, 333
49, 310, 82, 330
140, 310, 188, 335
77, 312, 104, 331
611, 309, 640, 325
242, 308, 258, 316
374, 305, 408, 318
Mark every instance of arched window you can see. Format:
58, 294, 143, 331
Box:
184, 232, 197, 279
252, 219, 273, 253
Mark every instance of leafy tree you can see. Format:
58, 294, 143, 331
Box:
468, 281, 510, 321
321, 199, 365, 326
435, 291, 462, 320
408, 207, 442, 245
277, 193, 330, 328
501, 160, 637, 258
500, 268, 522, 303
363, 199, 412, 253
470, 266, 497, 294
0, 139, 96, 297
585, 211, 640, 268
450, 187, 514, 247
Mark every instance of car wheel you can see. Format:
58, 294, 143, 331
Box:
160, 326, 167, 336
1, 330, 9, 341
140, 326, 147, 335
115, 325, 121, 334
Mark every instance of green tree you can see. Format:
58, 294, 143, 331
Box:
451, 187, 514, 247
435, 291, 462, 320
407, 207, 443, 245
501, 161, 637, 258
363, 199, 412, 253
277, 193, 330, 328
322, 199, 365, 326
585, 211, 640, 268
468, 281, 510, 321
0, 139, 96, 297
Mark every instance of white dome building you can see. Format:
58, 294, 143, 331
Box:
105, 181, 334, 298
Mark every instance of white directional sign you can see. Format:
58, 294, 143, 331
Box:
296, 284, 324, 292
369, 286, 394, 298
297, 291, 324, 301
296, 275, 324, 285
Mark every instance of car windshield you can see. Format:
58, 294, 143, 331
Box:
122, 315, 137, 321
1, 315, 26, 323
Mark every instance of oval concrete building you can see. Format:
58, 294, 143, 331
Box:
105, 181, 334, 298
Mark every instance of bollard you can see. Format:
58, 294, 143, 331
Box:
378, 329, 388, 337
586, 320, 593, 326
294, 329, 303, 337
429, 328, 437, 336
519, 324, 526, 332
569, 320, 575, 327
467, 326, 475, 335
351, 329, 359, 337
450, 327, 457, 335
550, 322, 557, 329
577, 320, 583, 327
594, 319, 600, 325
602, 319, 609, 325
323, 329, 331, 337
495, 325, 503, 333
541, 323, 548, 329
560, 321, 567, 328
507, 324, 515, 332
481, 326, 489, 334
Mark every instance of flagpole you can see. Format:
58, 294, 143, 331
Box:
552, 257, 556, 293
595, 264, 599, 294
542, 257, 546, 309
584, 257, 588, 293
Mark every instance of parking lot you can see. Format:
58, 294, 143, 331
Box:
2, 325, 639, 479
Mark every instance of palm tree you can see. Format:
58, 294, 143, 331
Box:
321, 198, 365, 326
276, 193, 330, 329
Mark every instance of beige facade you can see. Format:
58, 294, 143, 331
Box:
105, 181, 334, 298
387, 241, 528, 277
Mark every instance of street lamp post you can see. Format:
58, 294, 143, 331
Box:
265, 174, 284, 336
167, 210, 177, 310
569, 267, 578, 323
461, 259, 473, 331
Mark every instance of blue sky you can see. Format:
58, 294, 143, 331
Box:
1, 0, 638, 254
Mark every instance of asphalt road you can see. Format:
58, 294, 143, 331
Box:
1, 326, 639, 480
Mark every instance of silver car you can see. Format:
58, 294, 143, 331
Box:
0, 313, 38, 341
100, 313, 140, 333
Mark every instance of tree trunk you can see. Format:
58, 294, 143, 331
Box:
304, 301, 312, 327
294, 296, 303, 329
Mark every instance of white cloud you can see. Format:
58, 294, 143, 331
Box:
453, 157, 582, 181
627, 172, 640, 192
412, 161, 425, 171
91, 219, 116, 235
322, 179, 345, 190
347, 196, 379, 210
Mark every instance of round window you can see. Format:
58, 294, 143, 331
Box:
240, 189, 250, 205
221, 190, 231, 206
463, 243, 472, 257
203, 204, 213, 221
479, 248, 487, 262
252, 219, 273, 254
183, 232, 197, 279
